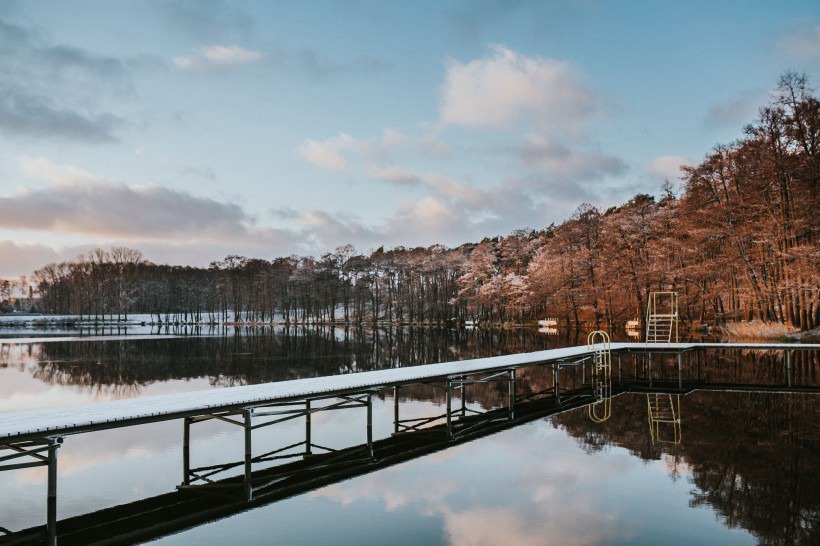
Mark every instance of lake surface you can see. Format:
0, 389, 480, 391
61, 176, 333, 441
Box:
0, 326, 818, 545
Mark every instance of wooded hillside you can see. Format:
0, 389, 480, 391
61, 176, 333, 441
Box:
24, 74, 819, 330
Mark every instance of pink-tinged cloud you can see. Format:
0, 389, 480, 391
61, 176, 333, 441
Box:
0, 240, 66, 280
300, 130, 450, 173
645, 155, 692, 182
439, 45, 597, 134
312, 421, 637, 546
365, 163, 424, 186
173, 44, 263, 71
298, 133, 355, 170
2, 158, 249, 241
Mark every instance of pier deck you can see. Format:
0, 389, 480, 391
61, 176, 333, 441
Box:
0, 341, 815, 442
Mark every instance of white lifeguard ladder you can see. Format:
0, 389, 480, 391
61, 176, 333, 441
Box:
645, 291, 678, 343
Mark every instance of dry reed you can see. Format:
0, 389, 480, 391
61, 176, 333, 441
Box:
718, 321, 798, 340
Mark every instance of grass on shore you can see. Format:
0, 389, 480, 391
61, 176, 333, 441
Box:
718, 321, 799, 341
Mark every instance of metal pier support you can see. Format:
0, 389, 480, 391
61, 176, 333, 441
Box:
393, 386, 400, 435
181, 391, 378, 499
786, 350, 792, 387
182, 417, 191, 486
46, 437, 60, 546
444, 368, 517, 441
678, 352, 683, 390
244, 409, 253, 501
367, 392, 374, 459
305, 399, 312, 457
0, 436, 63, 545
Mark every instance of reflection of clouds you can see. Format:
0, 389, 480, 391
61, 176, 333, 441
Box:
317, 464, 458, 512
9, 420, 182, 487
312, 422, 633, 545
443, 506, 608, 546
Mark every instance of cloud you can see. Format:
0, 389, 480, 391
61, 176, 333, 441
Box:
179, 164, 217, 181
0, 240, 65, 280
519, 134, 627, 181
298, 209, 376, 249
299, 133, 356, 170
0, 87, 124, 142
365, 163, 424, 186
300, 130, 449, 173
173, 44, 263, 71
294, 45, 624, 252
1, 158, 250, 241
705, 95, 761, 128
439, 44, 597, 134
157, 1, 254, 42
0, 18, 133, 142
289, 48, 392, 81
0, 19, 130, 84
645, 155, 692, 182
780, 26, 820, 61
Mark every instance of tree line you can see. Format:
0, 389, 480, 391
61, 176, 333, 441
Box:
27, 73, 819, 331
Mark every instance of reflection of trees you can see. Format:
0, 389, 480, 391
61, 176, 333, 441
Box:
618, 349, 819, 389
27, 326, 575, 391
553, 392, 820, 544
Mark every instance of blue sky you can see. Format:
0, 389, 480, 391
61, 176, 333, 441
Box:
1, 0, 818, 279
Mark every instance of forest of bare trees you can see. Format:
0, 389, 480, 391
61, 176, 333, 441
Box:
21, 74, 819, 331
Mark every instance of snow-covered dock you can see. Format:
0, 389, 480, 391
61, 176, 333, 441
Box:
0, 343, 600, 442
0, 341, 815, 442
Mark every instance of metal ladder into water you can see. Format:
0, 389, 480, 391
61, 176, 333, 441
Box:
587, 331, 612, 423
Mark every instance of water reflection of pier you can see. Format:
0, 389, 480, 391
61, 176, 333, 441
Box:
0, 341, 818, 545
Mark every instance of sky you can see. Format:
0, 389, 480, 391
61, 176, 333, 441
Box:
1, 0, 819, 281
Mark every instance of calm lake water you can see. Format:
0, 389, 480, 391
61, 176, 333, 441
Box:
0, 325, 818, 545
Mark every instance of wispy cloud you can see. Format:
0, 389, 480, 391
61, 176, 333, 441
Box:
0, 88, 124, 142
298, 133, 356, 170
300, 129, 451, 173
518, 134, 627, 181
157, 0, 254, 43
173, 44, 263, 72
0, 18, 134, 142
705, 95, 761, 128
780, 26, 820, 61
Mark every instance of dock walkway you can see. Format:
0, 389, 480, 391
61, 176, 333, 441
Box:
0, 341, 814, 442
